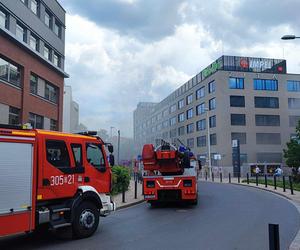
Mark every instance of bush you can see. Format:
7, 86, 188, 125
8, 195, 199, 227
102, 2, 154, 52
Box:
111, 165, 130, 195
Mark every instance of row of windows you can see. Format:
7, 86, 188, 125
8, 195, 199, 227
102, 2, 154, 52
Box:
0, 7, 62, 68
0, 56, 60, 103
143, 114, 300, 134
20, 0, 63, 39
230, 77, 300, 92
5, 105, 57, 130
30, 73, 59, 103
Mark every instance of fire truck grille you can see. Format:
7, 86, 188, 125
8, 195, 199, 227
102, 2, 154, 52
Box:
157, 190, 181, 201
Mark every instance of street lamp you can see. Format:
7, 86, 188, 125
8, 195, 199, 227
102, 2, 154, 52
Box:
204, 107, 212, 179
281, 35, 300, 40
110, 126, 121, 165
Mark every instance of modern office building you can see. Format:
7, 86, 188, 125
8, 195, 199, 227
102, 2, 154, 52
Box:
133, 55, 300, 175
0, 0, 68, 130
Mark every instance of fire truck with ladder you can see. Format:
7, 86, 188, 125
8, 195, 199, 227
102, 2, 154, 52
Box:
0, 124, 115, 239
142, 139, 199, 205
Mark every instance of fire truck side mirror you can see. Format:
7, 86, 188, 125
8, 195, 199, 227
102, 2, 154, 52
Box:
109, 154, 115, 166
108, 145, 114, 153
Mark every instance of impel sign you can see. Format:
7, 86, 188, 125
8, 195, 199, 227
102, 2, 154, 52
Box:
249, 58, 272, 71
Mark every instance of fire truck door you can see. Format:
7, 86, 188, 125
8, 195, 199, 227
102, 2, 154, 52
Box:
0, 141, 33, 235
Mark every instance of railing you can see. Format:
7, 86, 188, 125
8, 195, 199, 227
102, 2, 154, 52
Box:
201, 172, 296, 195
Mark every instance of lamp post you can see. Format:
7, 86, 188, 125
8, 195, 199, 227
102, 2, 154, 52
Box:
110, 126, 121, 165
281, 35, 300, 40
204, 107, 212, 179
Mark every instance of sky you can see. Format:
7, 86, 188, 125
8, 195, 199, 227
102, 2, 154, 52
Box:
60, 0, 300, 137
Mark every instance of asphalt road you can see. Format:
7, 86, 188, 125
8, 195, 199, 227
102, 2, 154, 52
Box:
0, 182, 299, 250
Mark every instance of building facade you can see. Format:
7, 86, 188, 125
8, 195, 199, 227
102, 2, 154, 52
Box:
0, 0, 67, 130
134, 56, 300, 174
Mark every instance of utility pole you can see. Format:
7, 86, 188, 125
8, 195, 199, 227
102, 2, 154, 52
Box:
205, 108, 212, 179
117, 130, 120, 165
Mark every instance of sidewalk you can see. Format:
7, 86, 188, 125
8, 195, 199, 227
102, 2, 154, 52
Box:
112, 179, 144, 209
199, 177, 300, 250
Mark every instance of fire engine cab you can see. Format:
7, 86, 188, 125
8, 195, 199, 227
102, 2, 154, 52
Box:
0, 125, 115, 239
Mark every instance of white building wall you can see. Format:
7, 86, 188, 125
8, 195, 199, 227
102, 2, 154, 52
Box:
63, 85, 72, 132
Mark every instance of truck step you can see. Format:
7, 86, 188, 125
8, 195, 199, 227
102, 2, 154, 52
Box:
52, 222, 72, 229
52, 207, 70, 213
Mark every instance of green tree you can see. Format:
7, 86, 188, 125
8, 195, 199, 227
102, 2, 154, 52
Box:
284, 120, 300, 170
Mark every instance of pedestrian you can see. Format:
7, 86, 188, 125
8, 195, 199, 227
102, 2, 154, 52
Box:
274, 166, 283, 177
255, 166, 261, 176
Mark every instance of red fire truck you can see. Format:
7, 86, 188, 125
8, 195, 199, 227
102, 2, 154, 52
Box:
0, 125, 115, 239
142, 140, 198, 205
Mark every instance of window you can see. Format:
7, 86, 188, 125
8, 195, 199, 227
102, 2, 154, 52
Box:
86, 143, 105, 168
186, 123, 194, 134
170, 116, 176, 126
196, 103, 205, 115
197, 136, 206, 147
186, 108, 193, 119
209, 115, 216, 128
240, 154, 248, 165
289, 116, 300, 127
29, 34, 39, 51
231, 114, 246, 126
196, 87, 205, 99
29, 113, 44, 129
0, 9, 8, 29
53, 53, 60, 67
170, 104, 176, 113
0, 57, 21, 87
186, 94, 193, 105
178, 99, 184, 109
256, 133, 281, 145
50, 119, 58, 131
254, 79, 278, 91
54, 20, 61, 38
8, 106, 20, 125
169, 128, 176, 138
187, 138, 194, 148
230, 96, 245, 107
46, 140, 70, 169
288, 98, 300, 109
163, 120, 168, 128
229, 77, 244, 89
44, 45, 51, 60
16, 23, 26, 42
255, 115, 280, 126
210, 133, 217, 145
257, 153, 282, 163
255, 97, 279, 108
178, 112, 184, 122
208, 80, 215, 93
45, 83, 58, 103
287, 80, 300, 92
163, 109, 168, 117
30, 0, 38, 15
196, 119, 206, 131
71, 144, 82, 166
45, 10, 51, 28
178, 126, 185, 136
231, 132, 247, 144
209, 98, 216, 110
30, 74, 38, 94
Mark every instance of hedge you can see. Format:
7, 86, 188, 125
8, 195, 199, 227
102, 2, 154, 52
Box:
111, 165, 131, 195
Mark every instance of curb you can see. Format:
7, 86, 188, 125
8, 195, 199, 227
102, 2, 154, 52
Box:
200, 180, 300, 250
116, 199, 145, 210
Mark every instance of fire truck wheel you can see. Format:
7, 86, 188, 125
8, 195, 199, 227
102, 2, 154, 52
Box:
191, 198, 198, 205
72, 201, 100, 239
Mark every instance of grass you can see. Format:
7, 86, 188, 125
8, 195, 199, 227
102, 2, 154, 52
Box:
241, 178, 300, 192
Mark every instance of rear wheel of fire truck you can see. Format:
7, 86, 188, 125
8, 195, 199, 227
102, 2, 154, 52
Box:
72, 201, 100, 239
191, 198, 198, 205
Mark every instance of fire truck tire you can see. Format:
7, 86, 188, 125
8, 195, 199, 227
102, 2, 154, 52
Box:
191, 198, 198, 205
72, 201, 100, 239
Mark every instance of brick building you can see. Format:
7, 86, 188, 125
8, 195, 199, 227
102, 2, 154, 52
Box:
0, 0, 68, 130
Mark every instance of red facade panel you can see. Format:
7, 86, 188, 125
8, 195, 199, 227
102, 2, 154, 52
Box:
0, 35, 64, 130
